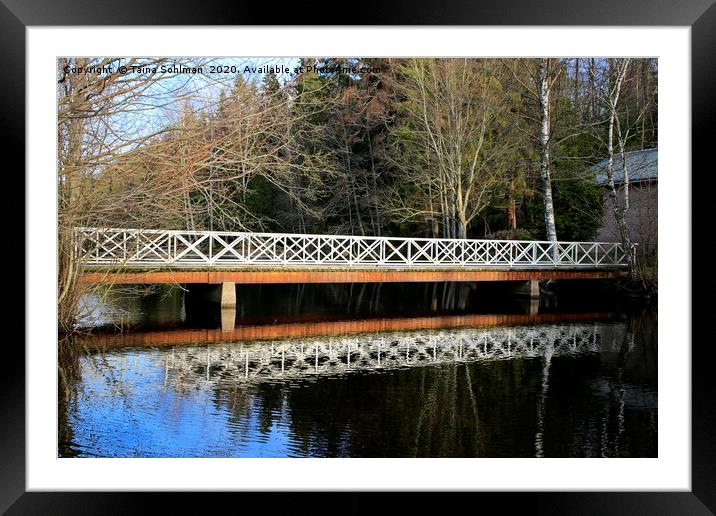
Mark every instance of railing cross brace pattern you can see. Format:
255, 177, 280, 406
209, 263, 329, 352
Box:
74, 227, 633, 270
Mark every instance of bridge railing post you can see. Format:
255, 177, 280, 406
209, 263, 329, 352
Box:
208, 232, 213, 265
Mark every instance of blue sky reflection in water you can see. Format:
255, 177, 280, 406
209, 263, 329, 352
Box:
69, 351, 298, 457
59, 282, 657, 458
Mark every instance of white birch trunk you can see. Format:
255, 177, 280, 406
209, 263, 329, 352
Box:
539, 59, 558, 244
605, 59, 636, 280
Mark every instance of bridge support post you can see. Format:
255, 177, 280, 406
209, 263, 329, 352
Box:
529, 280, 540, 299
529, 298, 539, 315
220, 282, 236, 309
221, 308, 236, 333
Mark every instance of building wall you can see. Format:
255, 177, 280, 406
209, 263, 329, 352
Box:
596, 181, 657, 264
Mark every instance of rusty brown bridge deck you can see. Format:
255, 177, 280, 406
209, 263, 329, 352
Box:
80, 268, 626, 285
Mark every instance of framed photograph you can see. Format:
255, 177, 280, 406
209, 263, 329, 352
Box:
7, 0, 713, 512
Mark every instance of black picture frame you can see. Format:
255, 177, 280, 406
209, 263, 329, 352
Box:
5, 0, 713, 513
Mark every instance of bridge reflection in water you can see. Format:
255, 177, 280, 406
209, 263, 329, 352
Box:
62, 310, 657, 458
160, 321, 622, 386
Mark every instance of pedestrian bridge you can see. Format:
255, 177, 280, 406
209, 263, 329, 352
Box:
77, 227, 631, 287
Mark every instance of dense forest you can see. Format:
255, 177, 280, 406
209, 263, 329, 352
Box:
57, 57, 657, 329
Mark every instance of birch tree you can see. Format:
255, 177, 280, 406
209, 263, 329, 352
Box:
388, 58, 511, 239
504, 58, 565, 243
603, 58, 636, 279
537, 58, 562, 243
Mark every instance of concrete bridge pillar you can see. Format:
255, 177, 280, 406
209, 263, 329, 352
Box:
220, 282, 236, 308
221, 308, 236, 333
529, 298, 539, 315
529, 280, 540, 299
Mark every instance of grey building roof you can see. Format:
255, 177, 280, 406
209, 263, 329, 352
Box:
591, 148, 657, 185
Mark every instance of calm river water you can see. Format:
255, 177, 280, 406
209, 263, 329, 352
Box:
59, 282, 657, 458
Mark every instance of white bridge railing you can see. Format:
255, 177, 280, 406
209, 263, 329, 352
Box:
75, 227, 632, 269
